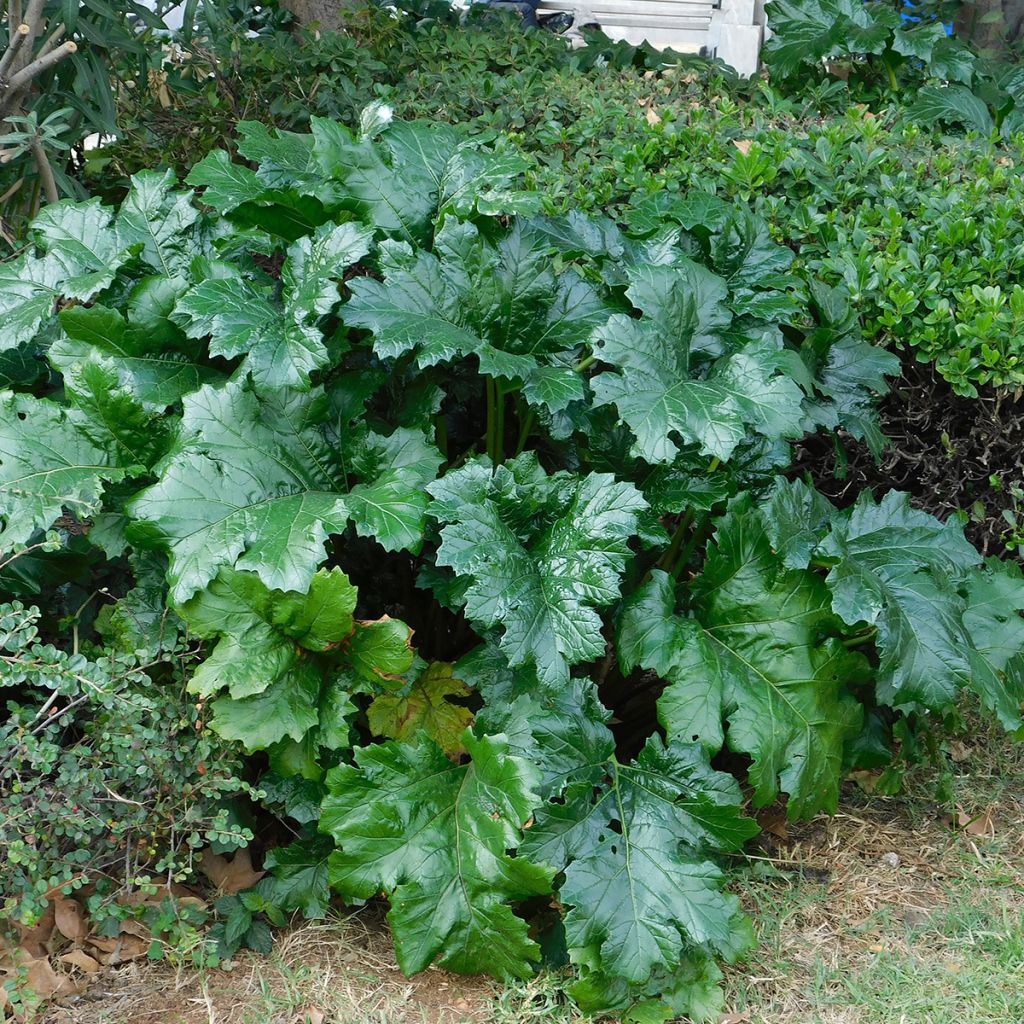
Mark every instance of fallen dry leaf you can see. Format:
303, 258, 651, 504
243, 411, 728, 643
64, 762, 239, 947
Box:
58, 950, 100, 974
848, 769, 881, 794
24, 957, 79, 999
964, 808, 997, 837
53, 897, 88, 945
86, 933, 149, 965
755, 804, 788, 840
16, 902, 55, 958
646, 106, 661, 125
720, 1012, 751, 1024
947, 739, 972, 763
942, 807, 997, 837
299, 1009, 325, 1024
199, 847, 265, 893
732, 139, 753, 155
119, 919, 151, 940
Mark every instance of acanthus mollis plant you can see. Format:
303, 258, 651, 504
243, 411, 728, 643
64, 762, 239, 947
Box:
2, 107, 1023, 1022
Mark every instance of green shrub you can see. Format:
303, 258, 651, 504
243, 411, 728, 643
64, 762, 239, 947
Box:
2, 110, 1023, 1019
0, 592, 254, 927
92, 14, 1024, 396
0, 1, 165, 239
762, 0, 1024, 135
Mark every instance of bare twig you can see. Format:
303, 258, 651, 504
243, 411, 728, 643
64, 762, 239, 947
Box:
0, 173, 22, 203
28, 133, 56, 202
36, 21, 65, 59
0, 22, 30, 81
3, 38, 77, 99
7, 0, 23, 38
12, 0, 45, 70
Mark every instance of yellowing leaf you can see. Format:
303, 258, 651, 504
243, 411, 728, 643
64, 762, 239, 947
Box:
368, 662, 474, 754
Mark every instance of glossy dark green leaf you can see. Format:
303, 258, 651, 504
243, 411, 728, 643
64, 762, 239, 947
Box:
428, 454, 646, 687
322, 732, 554, 978
129, 379, 440, 602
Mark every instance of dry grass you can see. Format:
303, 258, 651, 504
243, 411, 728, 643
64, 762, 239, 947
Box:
34, 720, 1024, 1024
42, 908, 497, 1024
722, 716, 1024, 1024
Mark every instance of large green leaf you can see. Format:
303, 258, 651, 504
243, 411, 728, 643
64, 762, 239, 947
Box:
0, 390, 135, 548
62, 358, 173, 472
909, 84, 994, 135
231, 115, 531, 243
263, 835, 333, 919
472, 664, 617, 798
115, 169, 202, 278
618, 570, 725, 752
129, 378, 440, 602
0, 198, 132, 351
321, 731, 554, 978
590, 265, 805, 463
963, 559, 1024, 731
53, 301, 222, 409
427, 454, 646, 687
689, 496, 867, 818
179, 565, 415, 751
172, 222, 372, 392
521, 737, 755, 1001
762, 0, 900, 78
180, 566, 357, 695
817, 491, 1001, 716
344, 218, 613, 413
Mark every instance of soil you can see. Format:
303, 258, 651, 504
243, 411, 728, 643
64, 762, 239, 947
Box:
795, 359, 1024, 559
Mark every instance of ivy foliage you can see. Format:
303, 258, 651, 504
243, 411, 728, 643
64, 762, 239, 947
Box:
2, 110, 1023, 1020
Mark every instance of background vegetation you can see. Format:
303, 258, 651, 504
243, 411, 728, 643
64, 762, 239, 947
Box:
2, 2, 1024, 1021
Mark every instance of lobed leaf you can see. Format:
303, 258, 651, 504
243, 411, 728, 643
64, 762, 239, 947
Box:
321, 731, 554, 978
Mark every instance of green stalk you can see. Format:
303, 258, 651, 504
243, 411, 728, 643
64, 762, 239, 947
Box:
841, 628, 877, 649
494, 381, 506, 466
883, 53, 898, 92
435, 411, 448, 463
514, 407, 536, 457
485, 376, 496, 464
657, 510, 694, 573
575, 354, 596, 373
671, 511, 711, 580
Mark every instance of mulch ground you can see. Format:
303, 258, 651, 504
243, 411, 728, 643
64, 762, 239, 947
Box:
795, 358, 1024, 559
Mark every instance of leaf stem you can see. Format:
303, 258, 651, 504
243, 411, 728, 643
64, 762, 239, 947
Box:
657, 510, 694, 573
841, 628, 877, 649
574, 354, 596, 373
435, 411, 448, 462
671, 512, 712, 579
495, 381, 506, 466
485, 376, 496, 465
514, 406, 535, 457
883, 54, 898, 92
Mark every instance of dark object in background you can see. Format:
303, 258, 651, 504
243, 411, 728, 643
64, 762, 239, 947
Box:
482, 0, 576, 31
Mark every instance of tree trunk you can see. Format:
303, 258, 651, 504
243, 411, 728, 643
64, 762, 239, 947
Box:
955, 0, 1024, 57
279, 0, 355, 31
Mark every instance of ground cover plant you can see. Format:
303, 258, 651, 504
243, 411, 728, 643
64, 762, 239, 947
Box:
3, 108, 1024, 1020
